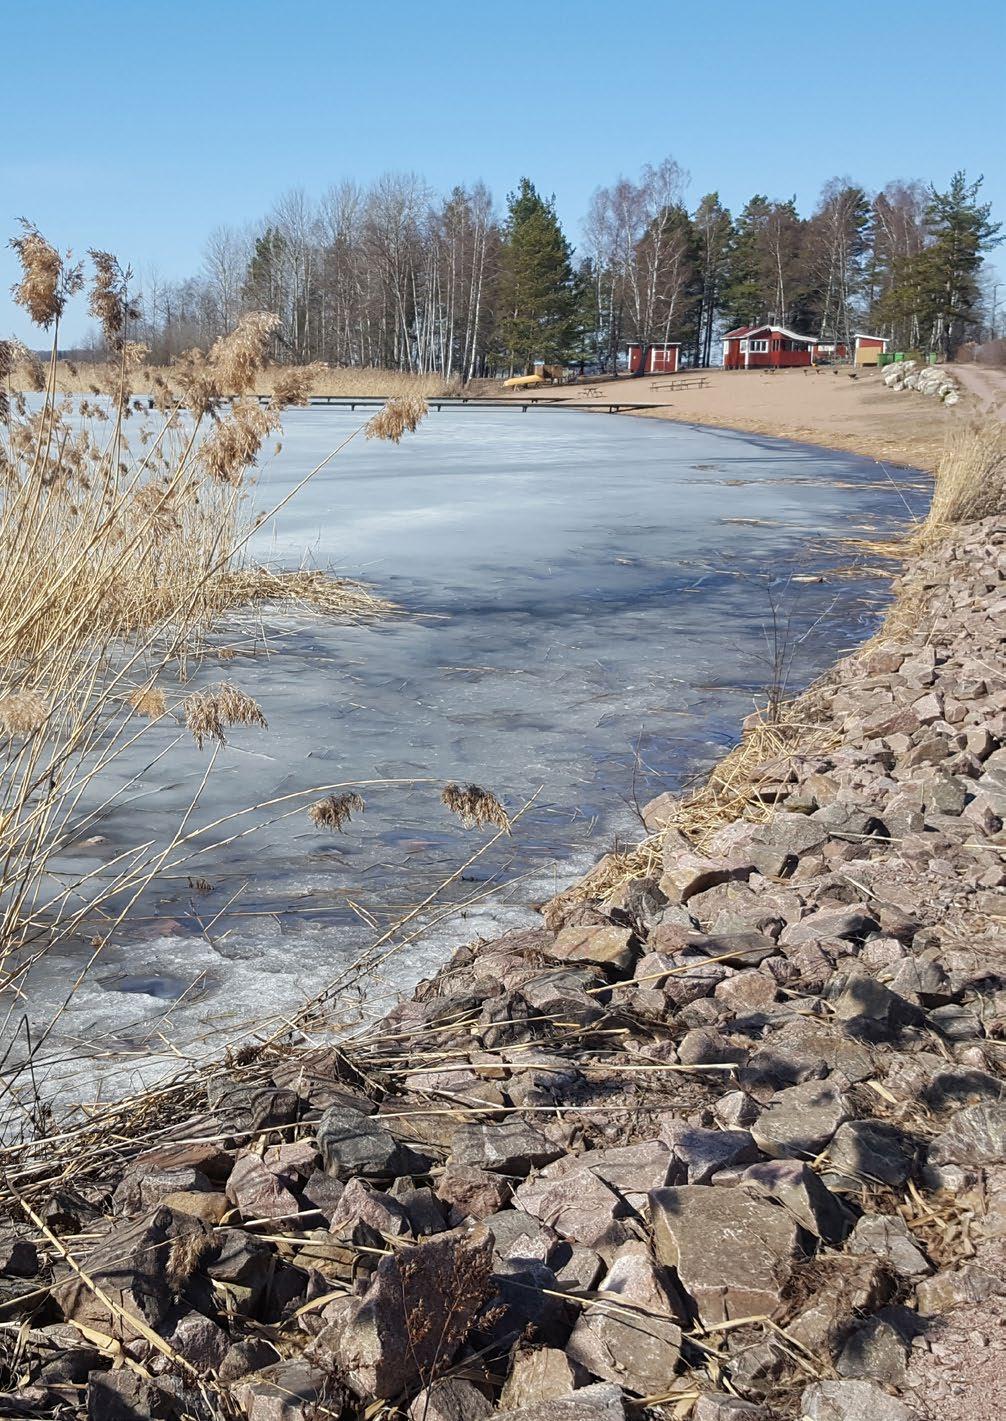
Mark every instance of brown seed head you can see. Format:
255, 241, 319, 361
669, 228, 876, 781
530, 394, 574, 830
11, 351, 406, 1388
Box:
270, 362, 324, 409
199, 398, 279, 483
441, 782, 511, 833
209, 312, 281, 396
128, 685, 168, 719
9, 221, 83, 328
0, 690, 50, 736
366, 396, 428, 443
308, 791, 365, 832
184, 681, 268, 749
87, 250, 140, 347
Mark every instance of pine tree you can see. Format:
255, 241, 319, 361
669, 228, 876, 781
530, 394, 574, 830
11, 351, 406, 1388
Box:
916, 172, 1001, 358
497, 178, 578, 373
692, 193, 732, 366
722, 197, 805, 330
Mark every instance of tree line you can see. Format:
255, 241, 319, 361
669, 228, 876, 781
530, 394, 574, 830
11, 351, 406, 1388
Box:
114, 162, 1000, 374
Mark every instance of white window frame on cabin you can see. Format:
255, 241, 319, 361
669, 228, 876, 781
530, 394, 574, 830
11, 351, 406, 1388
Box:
748, 339, 769, 354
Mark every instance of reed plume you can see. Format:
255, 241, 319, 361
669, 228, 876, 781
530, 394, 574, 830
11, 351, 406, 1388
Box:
184, 682, 268, 749
87, 250, 140, 347
0, 690, 50, 736
366, 395, 428, 443
440, 783, 511, 833
308, 791, 365, 831
9, 221, 83, 328
128, 686, 168, 720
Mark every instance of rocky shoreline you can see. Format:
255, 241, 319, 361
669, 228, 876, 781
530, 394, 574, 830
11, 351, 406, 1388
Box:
3, 516, 1005, 1421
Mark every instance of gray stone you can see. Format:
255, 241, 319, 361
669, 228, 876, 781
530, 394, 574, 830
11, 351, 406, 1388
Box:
751, 1081, 850, 1159
408, 1379, 493, 1421
161, 1311, 229, 1373
492, 1382, 627, 1421
740, 1160, 854, 1243
660, 853, 748, 904
692, 1398, 767, 1421
514, 1168, 631, 1251
713, 1091, 761, 1129
500, 1348, 588, 1409
690, 931, 779, 967
449, 1119, 564, 1175
662, 1124, 761, 1184
565, 1250, 682, 1396
822, 1120, 916, 1188
835, 1313, 913, 1386
649, 1185, 798, 1324
783, 908, 878, 945
832, 976, 900, 1028
928, 1102, 1006, 1165
316, 1105, 428, 1181
482, 1257, 570, 1348
86, 1373, 179, 1421
928, 1002, 984, 1041
543, 1139, 671, 1209
55, 1206, 213, 1343
554, 1244, 605, 1291
548, 924, 637, 973
481, 1208, 557, 1259
233, 1362, 331, 1421
0, 1240, 38, 1278
800, 1378, 916, 1421
847, 1215, 929, 1279
318, 1226, 493, 1397
436, 1163, 511, 1222
677, 1027, 747, 1068
226, 1153, 299, 1224
328, 1177, 411, 1237
915, 1261, 1004, 1314
750, 815, 829, 869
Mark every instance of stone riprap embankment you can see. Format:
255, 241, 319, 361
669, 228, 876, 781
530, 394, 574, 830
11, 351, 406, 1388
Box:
883, 361, 961, 405
3, 520, 1005, 1421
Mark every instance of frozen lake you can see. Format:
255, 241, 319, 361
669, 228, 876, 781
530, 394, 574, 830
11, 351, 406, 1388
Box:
14, 409, 928, 1109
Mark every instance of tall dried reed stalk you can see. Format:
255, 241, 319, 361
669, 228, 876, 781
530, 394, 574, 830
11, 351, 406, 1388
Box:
0, 226, 416, 1099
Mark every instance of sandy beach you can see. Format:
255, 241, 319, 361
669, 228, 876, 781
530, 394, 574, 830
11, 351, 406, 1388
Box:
509, 364, 1002, 472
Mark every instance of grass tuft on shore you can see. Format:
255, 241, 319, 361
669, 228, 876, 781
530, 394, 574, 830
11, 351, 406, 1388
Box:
926, 417, 1006, 531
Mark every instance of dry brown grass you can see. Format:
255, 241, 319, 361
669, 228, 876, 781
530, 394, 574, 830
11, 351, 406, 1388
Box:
32, 359, 461, 400
925, 418, 1006, 532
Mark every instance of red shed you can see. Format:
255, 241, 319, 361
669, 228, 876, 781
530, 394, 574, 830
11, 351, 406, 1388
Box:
626, 341, 681, 375
722, 324, 819, 370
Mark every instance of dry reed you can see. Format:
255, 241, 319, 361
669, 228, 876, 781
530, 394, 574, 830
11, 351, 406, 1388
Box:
184, 682, 268, 749
925, 418, 1006, 531
308, 791, 365, 831
366, 395, 428, 443
440, 782, 511, 833
0, 224, 416, 1109
34, 360, 461, 401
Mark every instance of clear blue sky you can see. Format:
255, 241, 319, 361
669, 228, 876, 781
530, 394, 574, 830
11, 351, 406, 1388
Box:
2, 0, 1004, 345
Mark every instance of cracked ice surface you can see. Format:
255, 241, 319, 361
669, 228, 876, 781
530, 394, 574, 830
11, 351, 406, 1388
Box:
12, 409, 928, 1111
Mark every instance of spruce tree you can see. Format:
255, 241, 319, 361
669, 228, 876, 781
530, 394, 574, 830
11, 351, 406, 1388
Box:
497, 178, 578, 373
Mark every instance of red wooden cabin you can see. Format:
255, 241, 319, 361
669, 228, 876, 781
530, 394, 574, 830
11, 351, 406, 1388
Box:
626, 341, 681, 375
723, 324, 823, 369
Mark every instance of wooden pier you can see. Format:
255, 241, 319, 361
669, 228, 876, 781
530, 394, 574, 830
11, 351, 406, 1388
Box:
254, 394, 660, 415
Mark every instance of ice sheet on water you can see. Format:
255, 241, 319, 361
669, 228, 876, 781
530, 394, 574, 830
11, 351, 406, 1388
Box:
8, 410, 929, 1116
